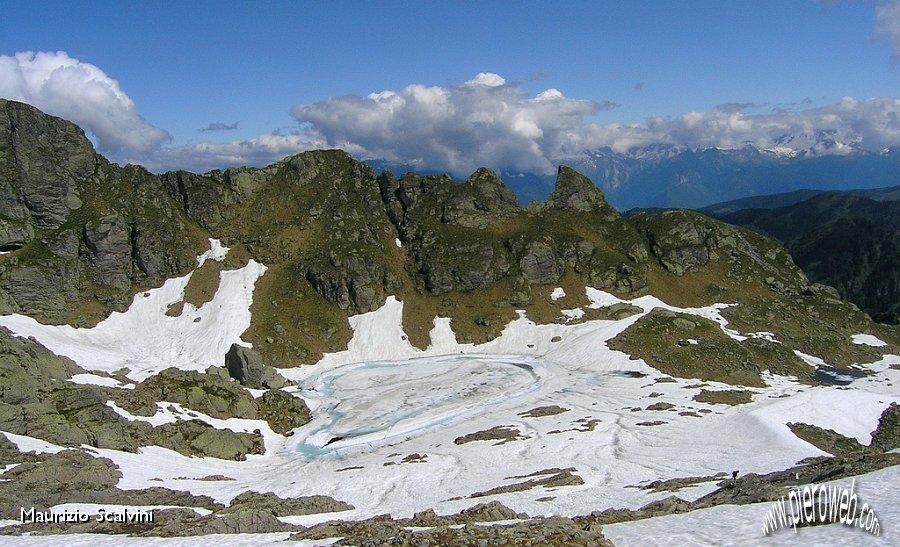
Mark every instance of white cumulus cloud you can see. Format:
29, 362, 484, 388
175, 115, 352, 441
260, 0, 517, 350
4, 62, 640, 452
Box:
291, 74, 615, 175
0, 51, 169, 153
287, 74, 900, 175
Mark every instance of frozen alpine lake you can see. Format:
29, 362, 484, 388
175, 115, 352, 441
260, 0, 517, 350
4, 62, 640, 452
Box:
292, 355, 546, 457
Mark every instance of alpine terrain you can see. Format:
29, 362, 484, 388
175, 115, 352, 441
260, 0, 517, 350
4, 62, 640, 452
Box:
0, 99, 898, 545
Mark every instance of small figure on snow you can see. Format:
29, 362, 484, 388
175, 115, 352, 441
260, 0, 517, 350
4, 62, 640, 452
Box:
731, 470, 739, 480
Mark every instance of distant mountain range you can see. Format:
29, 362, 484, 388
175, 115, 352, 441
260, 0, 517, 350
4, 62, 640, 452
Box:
371, 137, 900, 211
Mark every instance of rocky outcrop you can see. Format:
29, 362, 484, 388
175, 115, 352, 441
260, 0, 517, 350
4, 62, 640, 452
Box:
305, 249, 401, 314
256, 389, 311, 435
0, 328, 144, 451
634, 210, 735, 275
439, 168, 520, 227
225, 491, 353, 516
0, 99, 97, 232
80, 213, 133, 290
151, 420, 263, 461
870, 403, 899, 452
0, 449, 223, 520
545, 166, 619, 220
0, 330, 268, 460
119, 367, 256, 419
151, 508, 294, 536
115, 366, 310, 441
515, 240, 563, 284
224, 343, 286, 389
0, 100, 208, 325
288, 501, 613, 546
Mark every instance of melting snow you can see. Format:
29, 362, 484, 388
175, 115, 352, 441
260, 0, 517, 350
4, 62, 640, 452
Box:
196, 238, 230, 267
852, 334, 888, 347
0, 246, 897, 539
0, 254, 266, 382
605, 465, 900, 546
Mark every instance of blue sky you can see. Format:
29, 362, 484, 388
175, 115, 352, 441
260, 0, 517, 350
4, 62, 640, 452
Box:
2, 1, 899, 174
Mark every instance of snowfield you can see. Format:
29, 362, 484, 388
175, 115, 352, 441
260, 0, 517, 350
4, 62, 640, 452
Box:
0, 243, 898, 544
604, 465, 900, 546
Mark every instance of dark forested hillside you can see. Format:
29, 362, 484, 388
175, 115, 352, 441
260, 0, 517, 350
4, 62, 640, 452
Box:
720, 193, 900, 324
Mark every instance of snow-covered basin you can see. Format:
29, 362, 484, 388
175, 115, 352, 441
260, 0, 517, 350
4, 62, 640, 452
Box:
0, 246, 897, 524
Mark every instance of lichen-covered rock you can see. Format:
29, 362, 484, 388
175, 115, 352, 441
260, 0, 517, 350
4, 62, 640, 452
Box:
150, 419, 263, 461
225, 491, 353, 516
0, 449, 120, 517
0, 328, 145, 451
516, 240, 563, 284
80, 213, 133, 290
257, 389, 311, 435
119, 367, 259, 420
439, 168, 520, 227
0, 447, 224, 522
0, 99, 97, 230
0, 100, 208, 326
637, 210, 729, 275
870, 403, 899, 452
305, 249, 401, 314
155, 508, 295, 536
0, 219, 34, 251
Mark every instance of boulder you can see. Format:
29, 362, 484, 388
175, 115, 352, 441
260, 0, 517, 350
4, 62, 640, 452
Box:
257, 389, 311, 435
225, 343, 285, 389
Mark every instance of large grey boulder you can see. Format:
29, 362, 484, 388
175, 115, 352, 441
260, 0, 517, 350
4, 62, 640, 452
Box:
224, 343, 285, 389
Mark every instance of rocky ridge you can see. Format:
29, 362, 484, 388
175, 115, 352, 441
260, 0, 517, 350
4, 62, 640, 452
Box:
0, 99, 898, 543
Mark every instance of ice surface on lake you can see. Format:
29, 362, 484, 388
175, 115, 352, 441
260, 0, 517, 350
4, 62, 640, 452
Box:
293, 355, 545, 457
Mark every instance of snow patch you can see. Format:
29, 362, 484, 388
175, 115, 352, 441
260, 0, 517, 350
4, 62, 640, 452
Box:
0, 259, 266, 381
108, 401, 283, 452
196, 238, 230, 267
69, 373, 129, 389
550, 287, 566, 301
605, 465, 900, 546
51, 503, 213, 517
852, 334, 887, 347
1, 431, 66, 454
561, 308, 584, 321
794, 350, 827, 367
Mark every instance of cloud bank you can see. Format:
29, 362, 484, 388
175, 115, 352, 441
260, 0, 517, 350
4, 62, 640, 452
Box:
0, 51, 169, 153
876, 0, 900, 59
1, 53, 898, 175
291, 73, 615, 175
134, 133, 326, 174
287, 74, 900, 175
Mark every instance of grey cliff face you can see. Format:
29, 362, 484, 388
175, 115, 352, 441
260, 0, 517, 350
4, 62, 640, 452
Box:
0, 99, 97, 234
0, 99, 207, 325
